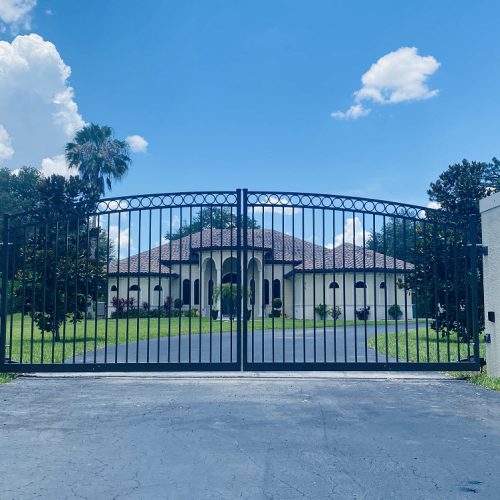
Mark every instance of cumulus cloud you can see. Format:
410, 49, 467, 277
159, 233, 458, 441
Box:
109, 224, 135, 257
126, 134, 148, 153
40, 154, 76, 178
260, 196, 300, 215
0, 34, 84, 172
332, 47, 440, 120
426, 201, 441, 210
0, 0, 36, 32
331, 104, 370, 121
334, 216, 371, 247
0, 124, 14, 160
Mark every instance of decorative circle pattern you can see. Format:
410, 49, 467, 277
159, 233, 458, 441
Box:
6, 190, 462, 226
246, 191, 459, 224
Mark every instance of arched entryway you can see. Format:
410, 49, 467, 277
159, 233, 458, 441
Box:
221, 257, 238, 316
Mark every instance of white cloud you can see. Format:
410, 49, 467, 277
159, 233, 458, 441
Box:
332, 47, 440, 120
0, 34, 84, 171
260, 196, 300, 215
426, 201, 441, 210
109, 223, 135, 257
331, 104, 370, 121
0, 0, 36, 31
334, 216, 371, 247
0, 124, 14, 160
40, 154, 76, 178
126, 134, 148, 153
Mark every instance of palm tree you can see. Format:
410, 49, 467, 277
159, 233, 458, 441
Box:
65, 123, 131, 198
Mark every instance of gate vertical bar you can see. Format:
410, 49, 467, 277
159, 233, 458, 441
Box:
469, 213, 480, 363
239, 189, 246, 369
0, 214, 10, 367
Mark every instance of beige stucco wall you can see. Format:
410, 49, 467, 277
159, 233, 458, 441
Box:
480, 193, 500, 376
107, 249, 413, 321
290, 272, 412, 321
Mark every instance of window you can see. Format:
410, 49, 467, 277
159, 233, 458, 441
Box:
194, 279, 200, 305
182, 279, 191, 305
208, 279, 214, 306
264, 279, 270, 305
272, 279, 281, 299
355, 281, 366, 289
329, 282, 339, 289
154, 285, 163, 292
379, 282, 385, 289
110, 285, 117, 292
250, 279, 255, 305
129, 284, 140, 291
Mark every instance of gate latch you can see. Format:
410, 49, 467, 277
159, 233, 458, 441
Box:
484, 333, 491, 344
479, 245, 488, 256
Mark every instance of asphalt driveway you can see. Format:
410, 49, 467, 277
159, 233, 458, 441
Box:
71, 322, 414, 364
1, 373, 499, 499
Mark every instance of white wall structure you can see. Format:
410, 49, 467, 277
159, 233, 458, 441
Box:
480, 192, 500, 377
107, 229, 414, 322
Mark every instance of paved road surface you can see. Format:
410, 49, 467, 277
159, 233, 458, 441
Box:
71, 322, 418, 365
0, 374, 499, 499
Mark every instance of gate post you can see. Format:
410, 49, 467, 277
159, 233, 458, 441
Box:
468, 213, 481, 365
480, 194, 500, 376
0, 214, 10, 368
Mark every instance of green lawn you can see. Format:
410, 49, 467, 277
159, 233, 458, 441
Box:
0, 373, 15, 383
368, 329, 500, 391
3, 313, 393, 366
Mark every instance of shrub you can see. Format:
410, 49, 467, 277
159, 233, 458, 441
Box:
329, 305, 342, 320
272, 298, 282, 317
315, 303, 328, 320
111, 296, 135, 316
163, 296, 172, 311
142, 301, 150, 310
355, 306, 370, 321
182, 308, 199, 317
388, 304, 403, 320
173, 298, 183, 310
110, 308, 156, 319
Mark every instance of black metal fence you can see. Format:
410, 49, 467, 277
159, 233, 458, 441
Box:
0, 189, 482, 372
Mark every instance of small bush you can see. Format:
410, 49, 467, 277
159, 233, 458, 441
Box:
174, 298, 183, 310
315, 304, 328, 320
182, 308, 200, 317
388, 304, 402, 320
329, 305, 342, 320
272, 298, 282, 310
111, 296, 135, 316
355, 306, 370, 321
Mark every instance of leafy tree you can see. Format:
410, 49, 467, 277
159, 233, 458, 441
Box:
13, 175, 109, 340
0, 167, 42, 232
65, 123, 131, 197
367, 159, 499, 342
422, 159, 500, 338
367, 218, 420, 262
428, 158, 500, 215
166, 207, 259, 240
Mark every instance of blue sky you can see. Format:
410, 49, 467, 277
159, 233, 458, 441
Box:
1, 1, 499, 207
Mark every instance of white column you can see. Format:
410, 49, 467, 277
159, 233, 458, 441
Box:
480, 193, 500, 376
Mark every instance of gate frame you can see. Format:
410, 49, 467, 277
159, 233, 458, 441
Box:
0, 189, 482, 372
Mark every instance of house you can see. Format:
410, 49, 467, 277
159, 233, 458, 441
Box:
108, 228, 414, 320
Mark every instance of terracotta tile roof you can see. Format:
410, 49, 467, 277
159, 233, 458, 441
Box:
108, 228, 413, 275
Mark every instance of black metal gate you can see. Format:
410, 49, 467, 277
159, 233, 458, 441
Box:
0, 189, 481, 372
